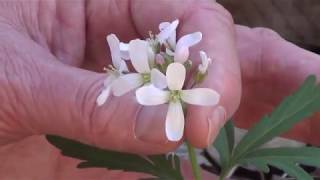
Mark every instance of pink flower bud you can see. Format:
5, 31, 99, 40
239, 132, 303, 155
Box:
155, 54, 165, 65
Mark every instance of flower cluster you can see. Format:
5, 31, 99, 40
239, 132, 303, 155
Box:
97, 20, 220, 141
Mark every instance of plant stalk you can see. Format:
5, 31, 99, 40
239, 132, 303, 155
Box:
186, 141, 202, 180
220, 163, 237, 180
185, 83, 202, 180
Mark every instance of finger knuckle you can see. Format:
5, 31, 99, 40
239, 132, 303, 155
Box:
191, 1, 234, 25
252, 27, 282, 40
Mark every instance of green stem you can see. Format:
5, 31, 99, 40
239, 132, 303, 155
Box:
219, 167, 230, 180
184, 83, 202, 180
220, 166, 236, 180
186, 141, 202, 180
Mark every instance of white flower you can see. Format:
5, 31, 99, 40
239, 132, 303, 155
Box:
119, 42, 130, 60
112, 39, 167, 96
157, 20, 202, 64
96, 34, 129, 106
122, 41, 156, 66
198, 51, 212, 74
173, 32, 202, 63
136, 63, 220, 141
158, 19, 179, 48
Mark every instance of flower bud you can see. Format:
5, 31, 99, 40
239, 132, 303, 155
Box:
155, 54, 165, 65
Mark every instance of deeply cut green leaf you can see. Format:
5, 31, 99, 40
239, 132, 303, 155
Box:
218, 76, 320, 180
271, 161, 312, 180
46, 135, 183, 180
239, 147, 320, 180
234, 75, 320, 159
241, 147, 320, 167
245, 159, 270, 173
213, 120, 235, 168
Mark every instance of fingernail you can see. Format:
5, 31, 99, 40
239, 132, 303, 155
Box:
206, 106, 226, 146
134, 105, 167, 143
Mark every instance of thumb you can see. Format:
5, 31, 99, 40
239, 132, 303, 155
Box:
0, 33, 178, 155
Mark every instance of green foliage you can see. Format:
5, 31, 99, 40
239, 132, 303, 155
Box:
213, 120, 235, 168
240, 147, 320, 180
46, 135, 183, 180
241, 147, 320, 167
270, 161, 312, 180
233, 76, 320, 159
214, 75, 320, 180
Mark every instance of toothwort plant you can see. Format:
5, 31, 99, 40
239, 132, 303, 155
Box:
95, 19, 219, 180
96, 19, 220, 142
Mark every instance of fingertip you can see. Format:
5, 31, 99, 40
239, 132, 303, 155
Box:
134, 105, 168, 144
129, 139, 183, 155
206, 106, 227, 145
146, 140, 183, 155
185, 105, 227, 148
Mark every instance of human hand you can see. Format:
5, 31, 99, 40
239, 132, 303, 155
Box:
0, 0, 239, 179
2, 0, 318, 179
234, 25, 320, 146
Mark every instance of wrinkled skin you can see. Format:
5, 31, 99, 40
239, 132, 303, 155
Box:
0, 0, 319, 179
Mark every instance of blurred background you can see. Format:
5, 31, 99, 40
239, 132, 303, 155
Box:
218, 0, 320, 53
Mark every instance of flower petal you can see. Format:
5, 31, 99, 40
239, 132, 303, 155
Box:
198, 51, 211, 73
166, 63, 186, 90
159, 22, 170, 30
166, 48, 175, 56
174, 32, 202, 63
157, 20, 179, 44
106, 34, 122, 69
148, 46, 155, 67
200, 51, 208, 64
136, 85, 170, 105
181, 88, 220, 106
112, 73, 143, 96
151, 68, 167, 89
118, 60, 129, 73
120, 42, 129, 51
165, 102, 185, 141
120, 51, 130, 60
174, 46, 189, 63
168, 33, 177, 50
96, 87, 111, 106
119, 42, 130, 60
175, 32, 202, 50
103, 75, 116, 87
129, 39, 150, 73
159, 21, 177, 49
